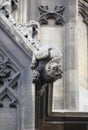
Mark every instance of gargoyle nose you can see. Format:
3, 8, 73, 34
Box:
59, 69, 63, 75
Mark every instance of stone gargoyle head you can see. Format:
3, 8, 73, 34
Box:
31, 45, 63, 86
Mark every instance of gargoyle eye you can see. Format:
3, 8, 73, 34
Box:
53, 67, 59, 71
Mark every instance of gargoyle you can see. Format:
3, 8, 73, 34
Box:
31, 45, 63, 86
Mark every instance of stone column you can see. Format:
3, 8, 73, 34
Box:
64, 0, 79, 110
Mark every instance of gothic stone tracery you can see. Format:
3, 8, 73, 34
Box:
38, 4, 65, 25
0, 48, 20, 108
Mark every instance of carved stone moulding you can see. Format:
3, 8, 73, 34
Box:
38, 5, 65, 25
79, 0, 88, 24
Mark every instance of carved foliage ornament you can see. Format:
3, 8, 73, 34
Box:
38, 5, 65, 25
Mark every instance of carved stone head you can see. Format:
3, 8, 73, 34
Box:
31, 45, 63, 85
45, 62, 63, 81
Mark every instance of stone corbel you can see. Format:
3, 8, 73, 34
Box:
38, 5, 65, 25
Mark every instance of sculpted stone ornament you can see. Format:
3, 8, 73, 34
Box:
38, 5, 65, 25
31, 46, 63, 86
17, 20, 40, 41
15, 20, 40, 51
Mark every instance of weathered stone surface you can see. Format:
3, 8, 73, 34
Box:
0, 15, 35, 130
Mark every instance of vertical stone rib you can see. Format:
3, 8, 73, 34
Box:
64, 0, 79, 110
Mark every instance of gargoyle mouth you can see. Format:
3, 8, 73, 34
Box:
55, 71, 63, 77
55, 74, 60, 77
